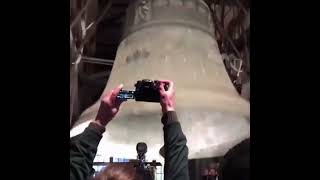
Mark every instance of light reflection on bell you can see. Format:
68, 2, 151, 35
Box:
70, 0, 249, 162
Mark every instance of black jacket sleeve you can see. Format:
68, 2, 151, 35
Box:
162, 111, 190, 180
70, 122, 105, 180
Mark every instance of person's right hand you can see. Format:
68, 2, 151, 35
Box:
94, 84, 124, 127
158, 80, 176, 113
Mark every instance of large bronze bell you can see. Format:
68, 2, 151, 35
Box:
70, 0, 250, 163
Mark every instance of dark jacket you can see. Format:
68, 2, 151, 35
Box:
70, 111, 189, 180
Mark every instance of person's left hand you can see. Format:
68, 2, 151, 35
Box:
94, 84, 124, 127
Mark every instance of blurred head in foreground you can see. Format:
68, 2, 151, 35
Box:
94, 164, 143, 180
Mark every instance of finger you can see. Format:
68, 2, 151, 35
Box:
158, 79, 171, 84
102, 90, 114, 102
166, 81, 174, 92
111, 107, 118, 114
159, 83, 166, 95
158, 79, 173, 91
114, 84, 124, 94
110, 84, 123, 102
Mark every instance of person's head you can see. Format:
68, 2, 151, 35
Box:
209, 162, 218, 170
219, 138, 250, 180
94, 164, 143, 180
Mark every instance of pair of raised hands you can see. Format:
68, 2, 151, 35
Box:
94, 80, 176, 127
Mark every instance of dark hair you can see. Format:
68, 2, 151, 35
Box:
219, 138, 250, 180
94, 164, 143, 180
